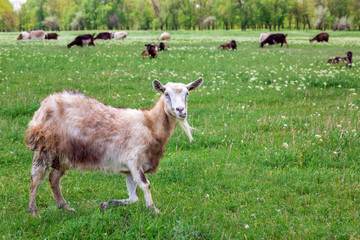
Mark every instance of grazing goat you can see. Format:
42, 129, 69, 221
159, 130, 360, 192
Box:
95, 32, 112, 40
310, 32, 329, 43
45, 33, 58, 40
112, 31, 127, 40
327, 51, 353, 68
259, 32, 270, 47
67, 34, 95, 49
157, 32, 171, 41
260, 33, 289, 48
18, 30, 46, 40
144, 43, 158, 58
26, 78, 203, 217
218, 40, 236, 50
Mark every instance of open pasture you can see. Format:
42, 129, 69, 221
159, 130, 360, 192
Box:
0, 30, 359, 239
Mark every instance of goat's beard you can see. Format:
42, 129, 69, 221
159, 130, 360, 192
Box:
177, 118, 195, 142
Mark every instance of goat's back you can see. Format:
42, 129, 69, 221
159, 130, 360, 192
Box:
26, 91, 149, 170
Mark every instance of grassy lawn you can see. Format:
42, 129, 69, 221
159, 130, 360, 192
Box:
0, 30, 359, 239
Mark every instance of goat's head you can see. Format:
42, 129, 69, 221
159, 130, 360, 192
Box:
145, 43, 156, 52
153, 78, 203, 141
17, 34, 23, 40
347, 51, 353, 62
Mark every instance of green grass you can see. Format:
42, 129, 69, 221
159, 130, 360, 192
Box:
0, 30, 359, 239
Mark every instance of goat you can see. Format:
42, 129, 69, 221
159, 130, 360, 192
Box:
141, 50, 150, 58
259, 32, 270, 47
229, 40, 237, 50
67, 34, 95, 49
26, 78, 203, 217
18, 30, 46, 40
45, 33, 58, 40
144, 43, 158, 58
157, 32, 171, 41
218, 43, 230, 50
157, 42, 169, 51
112, 31, 127, 40
310, 32, 329, 43
218, 40, 236, 50
327, 51, 353, 68
95, 32, 112, 40
260, 33, 289, 48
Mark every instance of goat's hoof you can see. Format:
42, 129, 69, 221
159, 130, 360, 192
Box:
147, 206, 160, 215
100, 202, 109, 211
29, 210, 40, 218
63, 206, 75, 212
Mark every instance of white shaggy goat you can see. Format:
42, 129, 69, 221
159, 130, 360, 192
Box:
26, 78, 203, 217
259, 32, 270, 47
18, 30, 46, 40
157, 32, 171, 41
112, 31, 127, 40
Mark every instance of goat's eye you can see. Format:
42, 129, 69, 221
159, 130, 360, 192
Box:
164, 93, 169, 98
185, 92, 189, 98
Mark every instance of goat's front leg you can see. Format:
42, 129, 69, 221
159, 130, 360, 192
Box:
130, 167, 160, 214
100, 174, 138, 210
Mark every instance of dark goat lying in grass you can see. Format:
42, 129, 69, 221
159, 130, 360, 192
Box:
142, 44, 158, 58
310, 32, 329, 43
95, 32, 112, 40
218, 43, 230, 50
327, 51, 353, 68
261, 34, 289, 48
229, 40, 237, 50
218, 40, 237, 50
45, 33, 58, 40
67, 34, 95, 49
156, 42, 169, 51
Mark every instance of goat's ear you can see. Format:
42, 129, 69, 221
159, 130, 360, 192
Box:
153, 80, 165, 93
186, 77, 203, 91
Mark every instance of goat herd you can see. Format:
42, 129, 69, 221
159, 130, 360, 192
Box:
15, 29, 354, 217
17, 30, 353, 67
219, 32, 353, 68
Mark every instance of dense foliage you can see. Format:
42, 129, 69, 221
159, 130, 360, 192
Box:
1, 0, 360, 31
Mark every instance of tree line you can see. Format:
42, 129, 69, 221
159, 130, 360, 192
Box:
1, 0, 360, 32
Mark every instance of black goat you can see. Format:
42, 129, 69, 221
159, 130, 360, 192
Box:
261, 34, 289, 48
95, 32, 112, 40
67, 34, 95, 49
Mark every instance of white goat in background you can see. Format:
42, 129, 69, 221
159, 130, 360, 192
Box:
26, 78, 203, 216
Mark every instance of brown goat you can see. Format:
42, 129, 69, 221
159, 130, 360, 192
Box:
218, 43, 230, 50
327, 51, 353, 68
45, 33, 58, 40
26, 78, 203, 217
310, 32, 329, 43
145, 44, 158, 58
141, 50, 150, 58
219, 40, 237, 50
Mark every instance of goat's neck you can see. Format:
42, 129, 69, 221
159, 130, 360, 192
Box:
147, 96, 177, 143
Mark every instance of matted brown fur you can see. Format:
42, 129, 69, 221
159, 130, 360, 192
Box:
26, 91, 177, 172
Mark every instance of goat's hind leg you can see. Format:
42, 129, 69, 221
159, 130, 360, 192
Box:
100, 174, 139, 210
29, 151, 49, 217
49, 168, 74, 212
